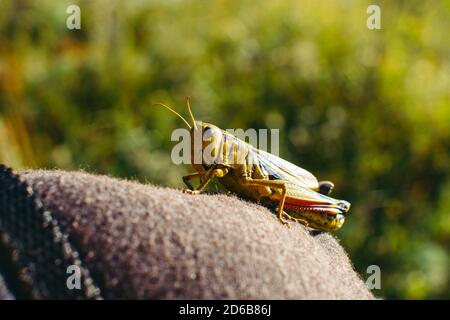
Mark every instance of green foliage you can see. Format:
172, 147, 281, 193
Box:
1, 0, 449, 299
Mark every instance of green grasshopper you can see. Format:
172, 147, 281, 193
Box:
154, 97, 351, 231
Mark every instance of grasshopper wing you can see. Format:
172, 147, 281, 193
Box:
249, 148, 320, 190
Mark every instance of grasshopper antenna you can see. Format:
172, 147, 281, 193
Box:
152, 102, 192, 130
186, 96, 198, 130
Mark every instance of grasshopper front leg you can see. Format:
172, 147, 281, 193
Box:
183, 167, 227, 194
182, 172, 203, 191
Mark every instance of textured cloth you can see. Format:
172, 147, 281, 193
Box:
0, 273, 13, 300
0, 165, 100, 299
1, 169, 374, 299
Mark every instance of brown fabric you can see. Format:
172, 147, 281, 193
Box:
17, 169, 374, 299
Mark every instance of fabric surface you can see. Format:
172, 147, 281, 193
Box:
0, 273, 13, 300
0, 165, 100, 299
2, 169, 373, 299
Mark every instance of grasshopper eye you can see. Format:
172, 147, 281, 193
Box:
203, 127, 214, 140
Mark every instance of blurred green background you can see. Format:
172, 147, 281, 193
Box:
0, 0, 449, 299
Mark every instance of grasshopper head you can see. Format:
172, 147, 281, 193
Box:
152, 97, 226, 172
190, 121, 224, 171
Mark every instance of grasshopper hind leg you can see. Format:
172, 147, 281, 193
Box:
282, 211, 309, 227
239, 177, 306, 227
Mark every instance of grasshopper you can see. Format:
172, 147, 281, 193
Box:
154, 97, 351, 231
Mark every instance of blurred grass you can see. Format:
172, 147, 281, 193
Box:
0, 0, 449, 299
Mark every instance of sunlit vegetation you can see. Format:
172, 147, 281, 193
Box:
0, 0, 449, 299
